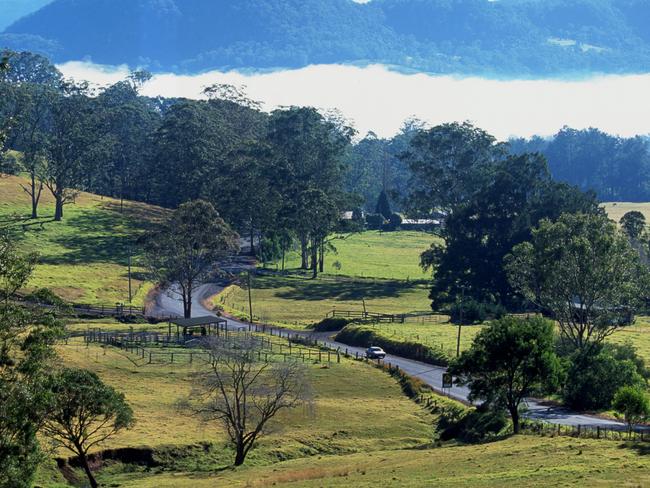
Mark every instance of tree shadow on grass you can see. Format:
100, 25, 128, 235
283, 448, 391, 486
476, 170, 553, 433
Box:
621, 441, 650, 455
270, 276, 424, 302
40, 208, 153, 266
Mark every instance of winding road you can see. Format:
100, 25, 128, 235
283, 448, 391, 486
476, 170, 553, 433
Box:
151, 273, 633, 431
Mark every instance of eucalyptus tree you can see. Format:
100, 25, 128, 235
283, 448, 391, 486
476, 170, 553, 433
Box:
42, 82, 99, 221
506, 212, 650, 352
266, 107, 354, 269
143, 200, 240, 318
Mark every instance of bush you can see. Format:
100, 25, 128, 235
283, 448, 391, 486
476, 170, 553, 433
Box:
311, 317, 350, 332
335, 325, 449, 366
24, 288, 66, 307
365, 213, 385, 230
449, 299, 506, 324
562, 346, 645, 410
437, 403, 508, 443
382, 212, 403, 231
612, 385, 650, 430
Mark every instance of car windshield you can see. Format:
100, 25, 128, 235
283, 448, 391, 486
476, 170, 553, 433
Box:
369, 347, 382, 351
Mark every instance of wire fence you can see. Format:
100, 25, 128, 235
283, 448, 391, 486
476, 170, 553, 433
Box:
521, 419, 650, 441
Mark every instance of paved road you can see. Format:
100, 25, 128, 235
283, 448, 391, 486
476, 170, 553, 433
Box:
152, 279, 631, 430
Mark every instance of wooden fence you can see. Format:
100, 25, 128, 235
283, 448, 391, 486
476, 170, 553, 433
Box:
326, 309, 406, 323
83, 328, 341, 365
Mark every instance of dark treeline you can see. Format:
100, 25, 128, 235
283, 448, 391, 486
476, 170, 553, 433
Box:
511, 128, 650, 202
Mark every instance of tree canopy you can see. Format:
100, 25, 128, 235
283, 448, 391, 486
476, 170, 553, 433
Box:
449, 316, 561, 434
506, 212, 650, 352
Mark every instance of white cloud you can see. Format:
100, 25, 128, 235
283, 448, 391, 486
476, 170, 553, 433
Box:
58, 61, 650, 141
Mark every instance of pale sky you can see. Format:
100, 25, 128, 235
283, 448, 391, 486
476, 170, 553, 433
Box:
58, 61, 650, 141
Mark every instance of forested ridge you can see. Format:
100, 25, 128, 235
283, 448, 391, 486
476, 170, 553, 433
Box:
3, 0, 650, 75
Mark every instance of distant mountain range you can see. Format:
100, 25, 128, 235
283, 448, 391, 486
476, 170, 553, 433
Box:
2, 0, 650, 76
0, 0, 52, 31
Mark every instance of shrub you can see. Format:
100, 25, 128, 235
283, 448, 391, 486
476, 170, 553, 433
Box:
612, 385, 650, 431
449, 299, 506, 324
335, 325, 449, 366
311, 317, 350, 332
382, 212, 403, 231
365, 213, 385, 230
562, 347, 645, 410
24, 288, 66, 307
437, 403, 508, 443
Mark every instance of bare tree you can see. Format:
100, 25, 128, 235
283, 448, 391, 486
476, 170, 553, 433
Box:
184, 336, 311, 466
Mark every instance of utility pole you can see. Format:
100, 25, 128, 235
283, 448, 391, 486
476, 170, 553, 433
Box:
456, 286, 465, 357
127, 251, 133, 304
247, 270, 254, 327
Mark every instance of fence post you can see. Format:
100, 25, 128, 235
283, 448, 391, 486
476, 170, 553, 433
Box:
148, 352, 152, 364
171, 353, 174, 363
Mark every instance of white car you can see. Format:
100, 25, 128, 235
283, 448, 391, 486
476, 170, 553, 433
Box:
366, 346, 386, 359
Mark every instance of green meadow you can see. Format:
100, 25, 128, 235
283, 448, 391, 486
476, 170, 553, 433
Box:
0, 174, 166, 305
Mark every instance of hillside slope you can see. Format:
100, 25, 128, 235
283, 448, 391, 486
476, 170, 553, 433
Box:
0, 174, 167, 305
3, 0, 650, 75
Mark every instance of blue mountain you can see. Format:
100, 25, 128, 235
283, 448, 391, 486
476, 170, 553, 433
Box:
2, 0, 650, 75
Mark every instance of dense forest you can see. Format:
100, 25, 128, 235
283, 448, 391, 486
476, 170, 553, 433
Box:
510, 129, 650, 202
3, 0, 650, 75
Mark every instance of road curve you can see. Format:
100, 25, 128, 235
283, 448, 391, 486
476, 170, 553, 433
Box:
152, 279, 631, 430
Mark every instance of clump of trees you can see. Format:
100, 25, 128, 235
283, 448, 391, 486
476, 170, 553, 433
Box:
409, 122, 599, 311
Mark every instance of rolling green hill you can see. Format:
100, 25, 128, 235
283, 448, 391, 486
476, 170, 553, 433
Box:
0, 173, 167, 305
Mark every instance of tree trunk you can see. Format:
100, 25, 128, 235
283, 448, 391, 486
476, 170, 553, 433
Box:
29, 173, 42, 219
54, 194, 64, 221
509, 406, 520, 434
78, 451, 98, 488
311, 240, 318, 279
281, 245, 285, 271
250, 222, 256, 256
319, 240, 324, 273
234, 445, 246, 466
300, 235, 309, 269
183, 290, 192, 319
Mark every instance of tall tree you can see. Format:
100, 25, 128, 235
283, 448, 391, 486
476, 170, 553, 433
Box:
266, 107, 353, 269
143, 200, 239, 318
402, 121, 506, 215
620, 210, 646, 240
505, 212, 650, 352
42, 82, 97, 221
449, 316, 561, 434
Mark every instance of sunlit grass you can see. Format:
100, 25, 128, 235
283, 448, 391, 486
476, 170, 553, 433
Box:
0, 174, 167, 305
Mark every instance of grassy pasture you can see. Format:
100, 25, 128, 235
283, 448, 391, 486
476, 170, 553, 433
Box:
602, 201, 650, 223
38, 336, 433, 485
215, 274, 432, 329
268, 230, 438, 280
0, 174, 167, 305
72, 435, 650, 487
